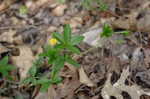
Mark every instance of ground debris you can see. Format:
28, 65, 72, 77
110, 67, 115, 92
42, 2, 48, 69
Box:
101, 67, 150, 99
11, 45, 35, 79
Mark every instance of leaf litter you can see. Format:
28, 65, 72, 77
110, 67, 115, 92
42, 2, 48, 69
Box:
0, 0, 150, 99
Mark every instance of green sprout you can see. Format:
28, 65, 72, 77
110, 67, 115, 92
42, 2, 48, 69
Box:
19, 5, 28, 15
101, 24, 130, 38
101, 24, 114, 37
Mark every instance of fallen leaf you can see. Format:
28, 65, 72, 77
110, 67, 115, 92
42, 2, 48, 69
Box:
47, 85, 59, 99
0, 44, 9, 54
101, 67, 150, 99
35, 92, 50, 99
0, 0, 16, 11
79, 67, 95, 87
11, 46, 35, 79
26, 0, 56, 12
0, 30, 16, 43
55, 66, 81, 98
143, 48, 150, 68
0, 96, 9, 99
52, 4, 67, 16
83, 28, 102, 46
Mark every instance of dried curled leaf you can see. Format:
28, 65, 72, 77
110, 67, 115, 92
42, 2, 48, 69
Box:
11, 46, 35, 79
79, 67, 95, 87
101, 67, 150, 99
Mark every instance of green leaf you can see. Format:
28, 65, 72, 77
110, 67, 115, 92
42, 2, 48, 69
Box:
57, 0, 66, 3
52, 57, 64, 73
51, 76, 62, 84
120, 31, 130, 36
71, 35, 84, 45
36, 78, 51, 85
40, 45, 60, 64
0, 56, 15, 79
28, 65, 37, 77
55, 44, 65, 49
0, 56, 9, 65
51, 56, 65, 81
101, 24, 114, 37
63, 24, 71, 43
21, 77, 33, 84
19, 5, 28, 15
40, 82, 51, 92
98, 0, 108, 11
65, 55, 80, 67
53, 32, 64, 43
67, 46, 80, 54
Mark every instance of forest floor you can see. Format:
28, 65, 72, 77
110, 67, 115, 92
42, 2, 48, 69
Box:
0, 0, 150, 99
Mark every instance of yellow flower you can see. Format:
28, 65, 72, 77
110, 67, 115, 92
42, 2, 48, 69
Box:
49, 38, 57, 46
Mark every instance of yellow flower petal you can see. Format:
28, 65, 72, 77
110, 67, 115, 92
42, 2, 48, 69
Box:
49, 38, 57, 46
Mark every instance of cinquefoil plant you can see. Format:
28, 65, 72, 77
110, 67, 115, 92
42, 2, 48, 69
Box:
23, 24, 84, 91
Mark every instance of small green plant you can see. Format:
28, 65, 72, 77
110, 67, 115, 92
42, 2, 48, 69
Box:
101, 24, 114, 37
0, 56, 15, 80
101, 24, 130, 38
19, 5, 28, 15
23, 24, 84, 91
81, 0, 108, 11
57, 0, 66, 3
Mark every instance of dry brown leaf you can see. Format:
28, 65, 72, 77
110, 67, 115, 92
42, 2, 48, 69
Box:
83, 28, 102, 46
0, 30, 16, 43
52, 4, 67, 16
0, 44, 9, 54
47, 85, 59, 99
11, 46, 35, 79
111, 1, 150, 32
0, 0, 16, 11
0, 96, 9, 99
144, 48, 150, 68
79, 67, 95, 87
101, 67, 150, 99
55, 66, 80, 99
35, 92, 50, 99
26, 0, 56, 12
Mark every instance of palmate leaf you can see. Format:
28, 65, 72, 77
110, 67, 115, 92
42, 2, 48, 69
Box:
35, 78, 51, 85
28, 65, 37, 77
51, 56, 65, 80
71, 35, 84, 45
21, 77, 34, 84
65, 55, 80, 67
53, 32, 64, 44
40, 45, 60, 64
67, 45, 80, 54
28, 57, 44, 76
19, 5, 28, 15
0, 55, 9, 65
63, 24, 71, 43
101, 24, 114, 37
40, 82, 51, 92
0, 56, 15, 79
